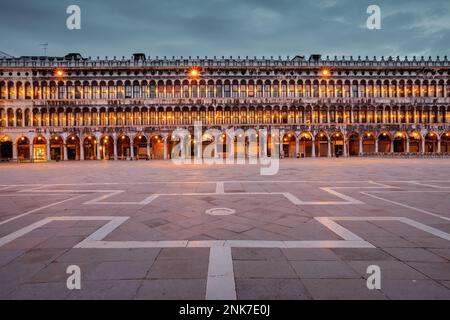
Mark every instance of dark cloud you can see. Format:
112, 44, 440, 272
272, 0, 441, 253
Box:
0, 0, 448, 58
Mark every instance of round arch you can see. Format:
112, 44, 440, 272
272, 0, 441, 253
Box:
378, 132, 391, 153
49, 135, 63, 160
362, 132, 376, 154
83, 135, 97, 160
424, 132, 438, 153
17, 136, 31, 161
33, 135, 47, 161
409, 131, 422, 153
117, 134, 131, 160
441, 132, 450, 154
66, 135, 80, 160
0, 135, 13, 160
100, 135, 114, 160
315, 132, 329, 157
298, 132, 313, 157
133, 134, 148, 160
282, 132, 296, 158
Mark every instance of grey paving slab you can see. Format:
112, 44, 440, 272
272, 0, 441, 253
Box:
236, 278, 310, 300
135, 279, 206, 300
302, 279, 387, 300
381, 279, 450, 300
234, 260, 297, 279
147, 259, 208, 279
290, 260, 360, 279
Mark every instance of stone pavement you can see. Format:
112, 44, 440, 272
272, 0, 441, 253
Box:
0, 158, 449, 299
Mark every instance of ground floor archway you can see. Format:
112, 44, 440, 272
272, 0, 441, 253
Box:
424, 132, 438, 153
298, 133, 313, 157
315, 132, 329, 157
362, 132, 376, 153
134, 135, 148, 159
0, 136, 13, 160
348, 133, 359, 156
67, 135, 80, 160
282, 133, 296, 158
441, 132, 450, 153
378, 133, 391, 153
33, 136, 47, 161
100, 135, 114, 160
83, 136, 97, 160
409, 132, 422, 153
50, 135, 63, 160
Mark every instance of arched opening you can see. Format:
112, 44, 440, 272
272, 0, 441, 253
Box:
347, 133, 360, 156
117, 135, 131, 160
83, 136, 97, 160
0, 135, 13, 160
331, 132, 344, 157
299, 132, 313, 157
33, 136, 47, 161
66, 135, 80, 160
17, 136, 31, 160
362, 132, 376, 153
282, 133, 296, 158
441, 132, 450, 153
424, 132, 438, 153
378, 132, 391, 153
100, 135, 114, 160
315, 132, 329, 157
409, 132, 421, 153
133, 135, 148, 160
393, 132, 406, 153
49, 135, 63, 160
151, 135, 165, 159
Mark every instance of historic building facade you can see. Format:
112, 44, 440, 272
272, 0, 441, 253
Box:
0, 53, 449, 161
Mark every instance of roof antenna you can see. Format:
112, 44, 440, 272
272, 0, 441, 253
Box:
40, 43, 48, 56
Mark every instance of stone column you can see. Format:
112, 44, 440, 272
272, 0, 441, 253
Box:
359, 137, 363, 156
327, 139, 331, 157
406, 138, 410, 153
375, 139, 379, 153
438, 139, 441, 154
421, 139, 425, 154
63, 144, 68, 161
311, 140, 316, 157
343, 137, 347, 157
146, 142, 150, 159
391, 140, 395, 153
96, 141, 101, 160
80, 141, 84, 160
130, 142, 135, 160
13, 143, 17, 159
29, 143, 33, 161
113, 141, 118, 160
163, 138, 168, 160
295, 138, 299, 158
46, 142, 51, 161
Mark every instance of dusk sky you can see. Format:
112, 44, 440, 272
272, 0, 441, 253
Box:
0, 0, 449, 58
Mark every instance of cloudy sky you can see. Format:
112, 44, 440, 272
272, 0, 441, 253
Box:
0, 0, 449, 58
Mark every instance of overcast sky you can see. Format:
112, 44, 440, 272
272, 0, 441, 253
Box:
0, 0, 449, 58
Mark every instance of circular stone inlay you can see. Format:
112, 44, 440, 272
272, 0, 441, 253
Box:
205, 207, 236, 216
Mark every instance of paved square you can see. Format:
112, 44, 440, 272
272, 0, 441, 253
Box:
0, 158, 450, 300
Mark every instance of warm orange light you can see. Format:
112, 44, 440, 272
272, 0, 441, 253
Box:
55, 69, 64, 77
188, 68, 200, 78
321, 69, 330, 77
